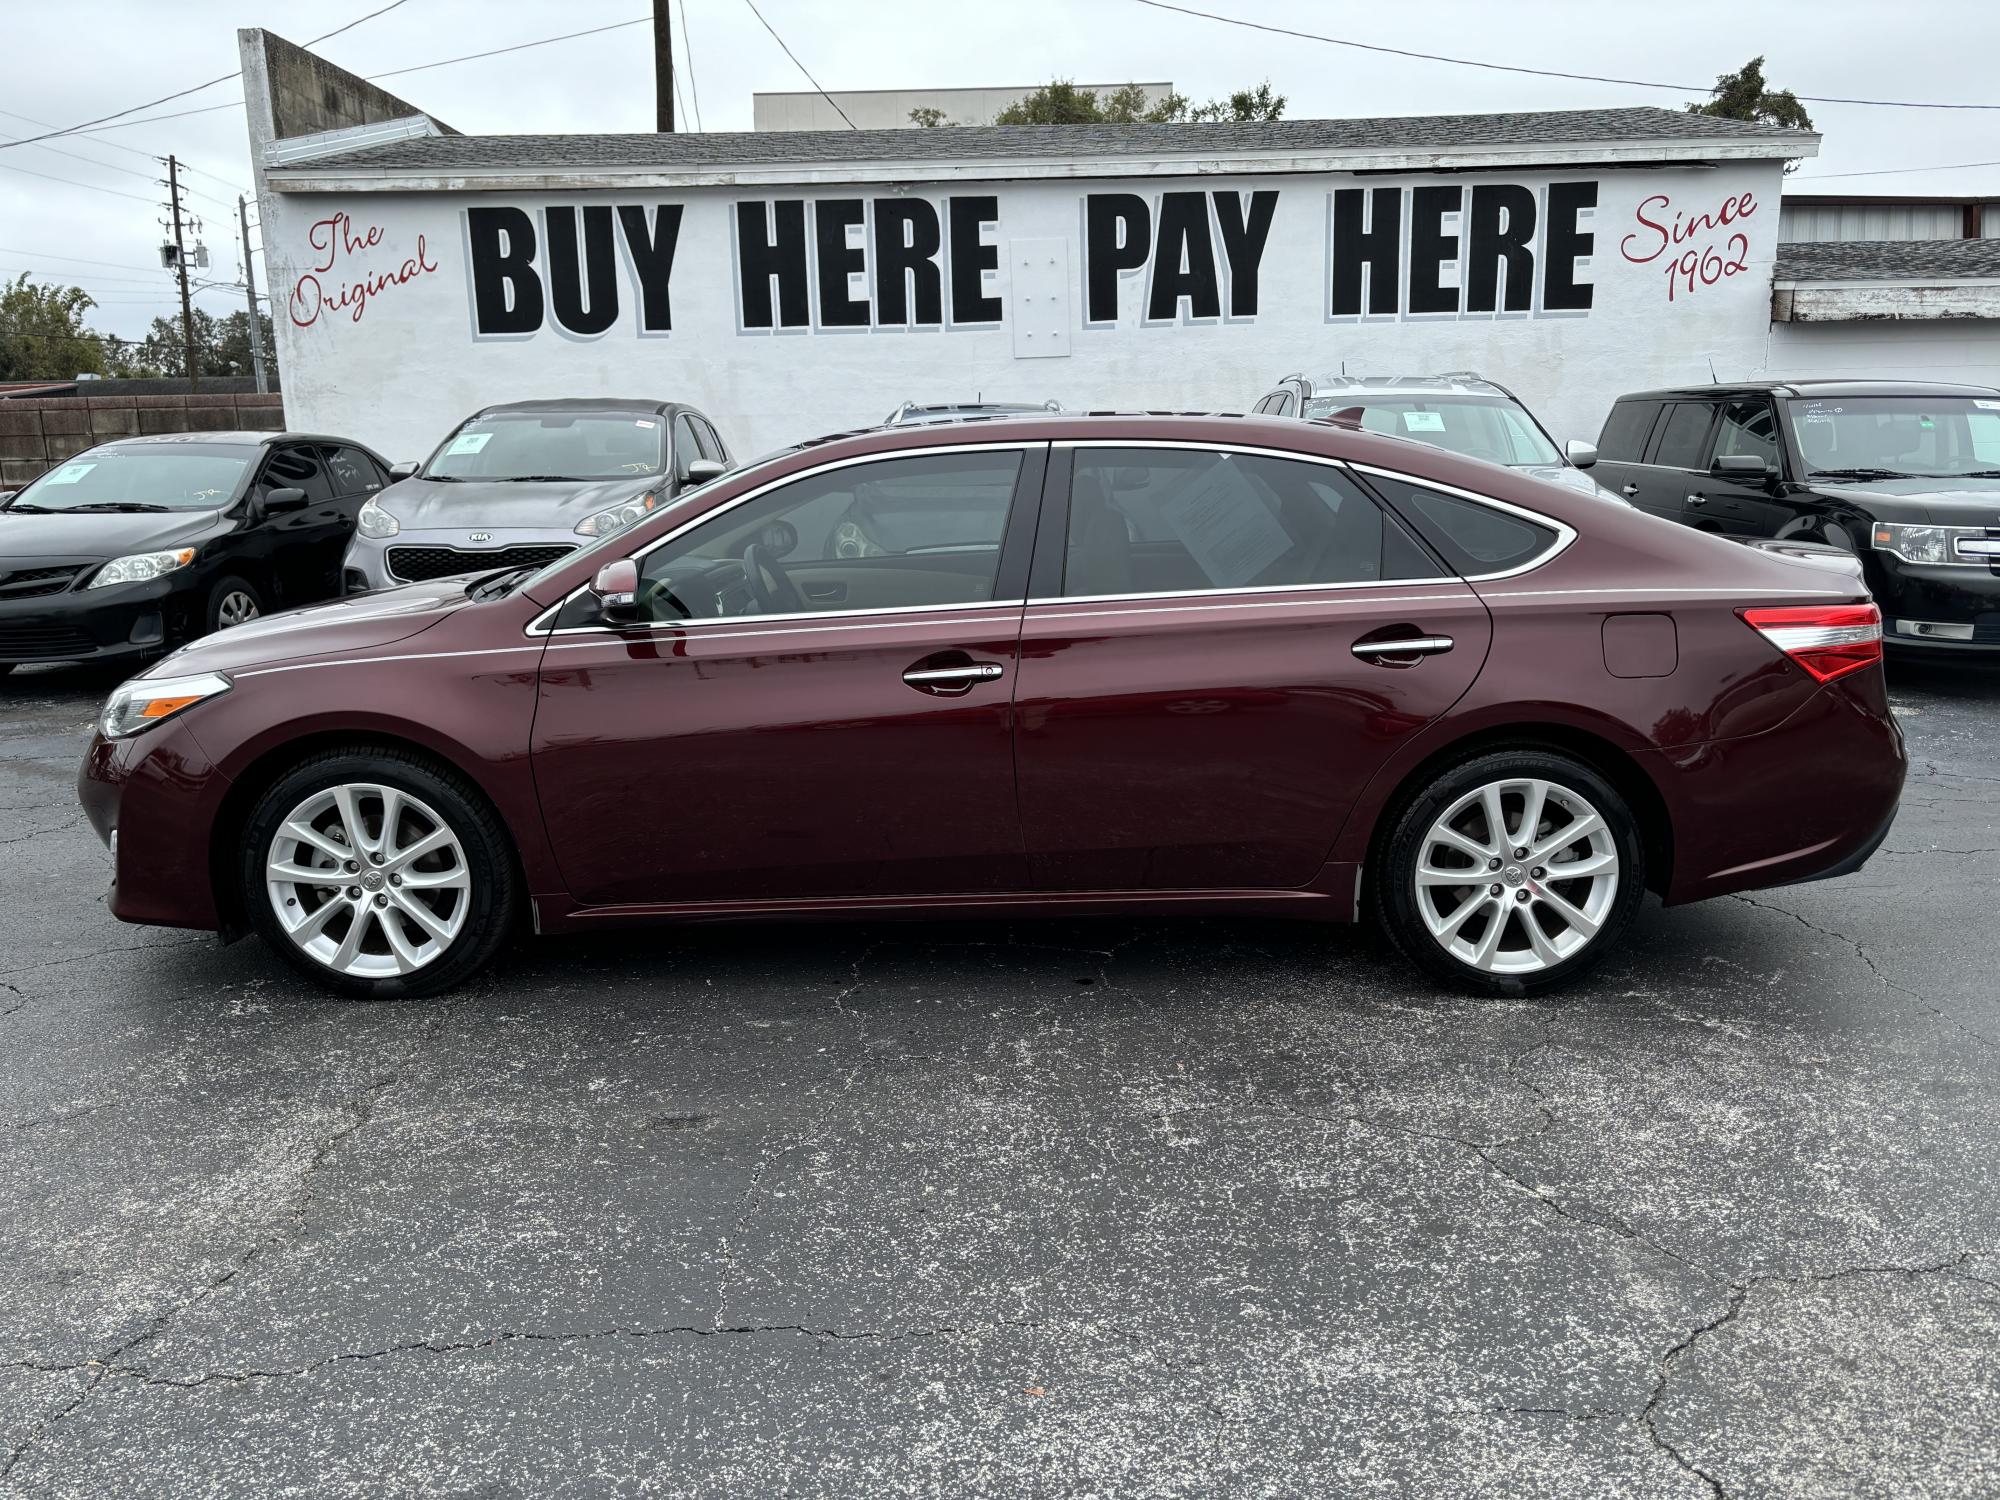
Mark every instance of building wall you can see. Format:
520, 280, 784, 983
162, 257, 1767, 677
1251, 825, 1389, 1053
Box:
0, 394, 285, 487
1767, 318, 2000, 390
259, 160, 1784, 463
1779, 203, 1964, 243
752, 84, 1175, 131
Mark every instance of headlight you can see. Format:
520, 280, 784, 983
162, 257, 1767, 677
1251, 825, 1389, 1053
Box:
575, 492, 658, 538
356, 500, 400, 539
99, 671, 232, 739
86, 548, 196, 589
1870, 523, 1988, 566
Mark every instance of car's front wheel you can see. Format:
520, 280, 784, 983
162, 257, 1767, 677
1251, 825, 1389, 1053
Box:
1374, 750, 1645, 995
240, 749, 520, 999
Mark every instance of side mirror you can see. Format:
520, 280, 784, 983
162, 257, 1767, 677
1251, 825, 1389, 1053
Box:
590, 558, 640, 622
684, 458, 728, 485
390, 461, 419, 479
263, 486, 309, 512
1713, 454, 1778, 482
1564, 439, 1599, 469
0, 490, 15, 504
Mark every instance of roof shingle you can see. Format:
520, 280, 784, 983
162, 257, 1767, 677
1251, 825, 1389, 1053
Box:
1774, 239, 2000, 282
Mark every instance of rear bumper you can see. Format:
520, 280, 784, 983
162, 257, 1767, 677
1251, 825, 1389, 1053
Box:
1646, 674, 1906, 905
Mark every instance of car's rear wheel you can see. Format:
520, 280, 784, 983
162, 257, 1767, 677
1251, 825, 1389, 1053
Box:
240, 749, 519, 999
207, 576, 263, 633
1374, 750, 1645, 995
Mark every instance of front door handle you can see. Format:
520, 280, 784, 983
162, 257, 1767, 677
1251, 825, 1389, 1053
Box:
902, 661, 1005, 696
1352, 635, 1454, 662
1620, 484, 1640, 497
1686, 493, 1709, 506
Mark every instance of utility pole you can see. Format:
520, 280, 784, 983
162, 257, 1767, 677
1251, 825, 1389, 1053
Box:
163, 155, 199, 392
653, 0, 674, 132
238, 195, 269, 394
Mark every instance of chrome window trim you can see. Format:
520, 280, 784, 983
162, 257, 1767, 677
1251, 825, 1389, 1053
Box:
538, 597, 1029, 640
1345, 461, 1577, 581
525, 440, 1042, 637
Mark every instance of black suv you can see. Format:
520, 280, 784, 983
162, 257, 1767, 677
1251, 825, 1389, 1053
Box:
1593, 380, 2000, 652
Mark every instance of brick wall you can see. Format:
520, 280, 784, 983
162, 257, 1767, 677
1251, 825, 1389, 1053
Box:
0, 394, 285, 487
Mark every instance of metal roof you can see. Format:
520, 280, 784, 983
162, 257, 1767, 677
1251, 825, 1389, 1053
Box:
272, 106, 1814, 182
1774, 239, 2000, 282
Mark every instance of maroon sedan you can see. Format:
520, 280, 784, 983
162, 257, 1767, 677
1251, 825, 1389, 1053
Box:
77, 413, 1903, 999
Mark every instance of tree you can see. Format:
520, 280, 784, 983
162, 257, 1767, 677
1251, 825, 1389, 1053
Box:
1688, 56, 1813, 130
993, 79, 1285, 126
908, 106, 950, 128
136, 306, 275, 379
0, 275, 108, 382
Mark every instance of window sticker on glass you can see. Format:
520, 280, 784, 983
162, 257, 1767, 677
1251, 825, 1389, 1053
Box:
1402, 411, 1447, 433
446, 432, 494, 455
634, 419, 657, 429
44, 462, 96, 485
1154, 456, 1293, 587
1976, 400, 2000, 410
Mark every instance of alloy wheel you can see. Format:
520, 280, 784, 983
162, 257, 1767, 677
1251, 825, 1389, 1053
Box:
217, 590, 260, 628
264, 783, 471, 977
1413, 776, 1620, 975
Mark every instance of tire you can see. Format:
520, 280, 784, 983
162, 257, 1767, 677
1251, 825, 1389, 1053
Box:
240, 747, 520, 999
206, 576, 264, 634
1372, 749, 1645, 996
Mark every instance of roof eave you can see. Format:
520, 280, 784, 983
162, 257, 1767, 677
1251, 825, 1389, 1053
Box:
265, 133, 1817, 193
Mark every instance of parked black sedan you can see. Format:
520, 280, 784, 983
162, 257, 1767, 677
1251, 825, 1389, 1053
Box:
1592, 379, 2000, 652
0, 431, 390, 673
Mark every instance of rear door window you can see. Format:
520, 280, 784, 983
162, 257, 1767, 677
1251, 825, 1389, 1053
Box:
319, 444, 385, 497
1711, 400, 1781, 469
1059, 448, 1441, 598
1597, 400, 1661, 461
1363, 474, 1561, 577
1650, 402, 1718, 470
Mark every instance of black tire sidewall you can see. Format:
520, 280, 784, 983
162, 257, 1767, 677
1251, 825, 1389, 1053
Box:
240, 750, 518, 1000
206, 576, 264, 635
1374, 750, 1646, 996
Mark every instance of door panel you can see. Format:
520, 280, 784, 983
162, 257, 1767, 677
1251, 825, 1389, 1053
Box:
532, 609, 1027, 905
254, 445, 343, 605
1689, 399, 1796, 537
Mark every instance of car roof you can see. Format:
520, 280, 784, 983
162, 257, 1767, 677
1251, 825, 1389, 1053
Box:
1611, 378, 2000, 401
1281, 372, 1517, 400
97, 431, 386, 454
477, 397, 677, 416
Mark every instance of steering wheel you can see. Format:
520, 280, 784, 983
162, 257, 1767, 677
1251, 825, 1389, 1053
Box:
740, 542, 803, 614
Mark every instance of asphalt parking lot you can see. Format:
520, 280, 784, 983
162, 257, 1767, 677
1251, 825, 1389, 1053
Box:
1, 660, 1996, 1499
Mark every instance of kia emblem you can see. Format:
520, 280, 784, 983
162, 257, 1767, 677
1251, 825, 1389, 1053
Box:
468, 531, 491, 543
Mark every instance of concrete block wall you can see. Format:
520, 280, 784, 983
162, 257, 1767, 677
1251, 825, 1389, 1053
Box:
0, 394, 285, 487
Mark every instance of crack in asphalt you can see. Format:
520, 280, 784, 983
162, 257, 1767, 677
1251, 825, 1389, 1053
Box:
1640, 1254, 1995, 1500
1730, 894, 1994, 1050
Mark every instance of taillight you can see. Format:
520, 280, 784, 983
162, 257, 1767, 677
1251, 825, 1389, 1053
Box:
1738, 603, 1883, 683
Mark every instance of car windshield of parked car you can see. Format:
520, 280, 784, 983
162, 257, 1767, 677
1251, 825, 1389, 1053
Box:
423, 411, 667, 482
1301, 396, 1562, 467
1788, 397, 2000, 478
2, 446, 250, 511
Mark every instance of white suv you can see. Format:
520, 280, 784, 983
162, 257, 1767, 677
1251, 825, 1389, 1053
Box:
1250, 372, 1626, 503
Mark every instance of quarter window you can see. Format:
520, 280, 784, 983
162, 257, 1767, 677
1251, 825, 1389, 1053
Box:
1058, 449, 1441, 599
1364, 474, 1559, 576
319, 444, 384, 496
1651, 402, 1718, 470
630, 451, 1025, 623
1712, 400, 1780, 468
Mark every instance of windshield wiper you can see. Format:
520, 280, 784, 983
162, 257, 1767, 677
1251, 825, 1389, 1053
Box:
1938, 470, 2000, 479
64, 502, 173, 513
421, 473, 465, 482
1, 502, 54, 512
498, 474, 587, 483
1809, 468, 1913, 481
467, 564, 539, 600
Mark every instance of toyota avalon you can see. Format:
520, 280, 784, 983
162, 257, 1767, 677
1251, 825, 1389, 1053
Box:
78, 412, 1904, 999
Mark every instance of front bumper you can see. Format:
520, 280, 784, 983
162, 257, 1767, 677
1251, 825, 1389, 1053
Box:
77, 715, 233, 931
343, 528, 582, 592
1870, 554, 2000, 650
0, 570, 195, 667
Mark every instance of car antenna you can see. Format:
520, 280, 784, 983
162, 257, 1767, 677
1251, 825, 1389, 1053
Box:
1708, 356, 1719, 382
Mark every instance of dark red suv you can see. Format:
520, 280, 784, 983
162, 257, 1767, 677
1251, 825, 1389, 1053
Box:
77, 413, 1904, 999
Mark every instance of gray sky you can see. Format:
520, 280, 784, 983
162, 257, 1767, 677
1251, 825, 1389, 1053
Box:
3, 0, 1996, 343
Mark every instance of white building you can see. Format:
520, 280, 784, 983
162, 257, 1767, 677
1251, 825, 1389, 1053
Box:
237, 29, 2000, 468
752, 83, 1176, 132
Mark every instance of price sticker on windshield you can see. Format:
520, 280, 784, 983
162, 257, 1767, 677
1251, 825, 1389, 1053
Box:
445, 432, 493, 455
44, 462, 95, 485
1402, 411, 1446, 433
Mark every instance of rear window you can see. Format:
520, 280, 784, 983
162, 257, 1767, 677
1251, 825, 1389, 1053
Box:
1597, 400, 1660, 461
1365, 474, 1560, 576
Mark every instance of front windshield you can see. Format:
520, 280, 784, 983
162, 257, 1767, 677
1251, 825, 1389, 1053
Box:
1787, 396, 2000, 478
1301, 395, 1562, 467
3, 446, 250, 512
424, 411, 667, 482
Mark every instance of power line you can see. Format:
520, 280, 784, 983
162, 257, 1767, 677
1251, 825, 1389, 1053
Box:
67, 101, 246, 139
0, 127, 236, 210
1129, 0, 2000, 112
369, 15, 649, 81
741, 0, 856, 129
0, 158, 159, 206
0, 107, 247, 196
0, 0, 412, 152
1793, 159, 2000, 182
678, 0, 703, 132
0, 246, 167, 274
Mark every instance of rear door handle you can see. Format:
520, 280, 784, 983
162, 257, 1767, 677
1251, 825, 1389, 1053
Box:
1620, 484, 1640, 497
1352, 636, 1454, 662
902, 661, 1004, 695
1686, 493, 1708, 506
